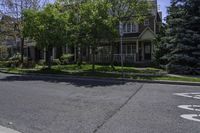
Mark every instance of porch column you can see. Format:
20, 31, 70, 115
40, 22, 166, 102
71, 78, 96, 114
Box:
141, 42, 144, 61
136, 39, 139, 62
151, 41, 154, 60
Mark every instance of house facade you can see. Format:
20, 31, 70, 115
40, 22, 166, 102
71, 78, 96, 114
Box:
70, 0, 162, 65
91, 0, 162, 65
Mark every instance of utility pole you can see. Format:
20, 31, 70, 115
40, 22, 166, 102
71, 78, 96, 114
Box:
119, 21, 124, 78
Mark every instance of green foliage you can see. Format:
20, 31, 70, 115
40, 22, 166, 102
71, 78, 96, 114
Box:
60, 54, 74, 64
23, 3, 69, 68
9, 53, 21, 61
5, 53, 32, 67
107, 0, 151, 22
64, 0, 150, 70
23, 4, 68, 49
52, 59, 61, 65
153, 24, 170, 67
38, 59, 45, 66
156, 0, 200, 74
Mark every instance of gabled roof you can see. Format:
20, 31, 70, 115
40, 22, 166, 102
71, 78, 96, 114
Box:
138, 27, 156, 40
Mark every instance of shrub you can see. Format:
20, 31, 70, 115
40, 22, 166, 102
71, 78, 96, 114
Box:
52, 59, 61, 65
23, 61, 36, 68
60, 54, 74, 65
38, 59, 45, 66
7, 53, 22, 67
9, 53, 21, 61
0, 61, 7, 68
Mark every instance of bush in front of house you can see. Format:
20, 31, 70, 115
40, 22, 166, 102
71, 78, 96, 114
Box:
38, 59, 45, 66
59, 54, 74, 65
6, 53, 22, 67
52, 59, 61, 65
23, 61, 36, 68
0, 61, 7, 68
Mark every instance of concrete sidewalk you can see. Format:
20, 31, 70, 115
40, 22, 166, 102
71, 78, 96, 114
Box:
0, 126, 21, 133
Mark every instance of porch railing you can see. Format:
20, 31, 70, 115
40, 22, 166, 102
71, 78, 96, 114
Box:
95, 54, 136, 64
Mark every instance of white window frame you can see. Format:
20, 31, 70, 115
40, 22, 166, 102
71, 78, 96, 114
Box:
123, 22, 138, 33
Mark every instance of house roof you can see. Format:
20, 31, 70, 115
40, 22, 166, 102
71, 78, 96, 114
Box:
138, 27, 156, 40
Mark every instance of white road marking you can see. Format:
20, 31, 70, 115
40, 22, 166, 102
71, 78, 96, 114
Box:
181, 114, 200, 122
0, 125, 21, 133
173, 92, 200, 100
174, 92, 200, 122
178, 105, 200, 112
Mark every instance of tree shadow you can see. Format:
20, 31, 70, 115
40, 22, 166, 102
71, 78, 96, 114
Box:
0, 73, 129, 87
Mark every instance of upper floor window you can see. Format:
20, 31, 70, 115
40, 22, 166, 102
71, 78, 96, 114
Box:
123, 22, 138, 33
144, 19, 149, 26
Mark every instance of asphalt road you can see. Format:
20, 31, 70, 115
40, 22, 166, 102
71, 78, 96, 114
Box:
0, 73, 199, 133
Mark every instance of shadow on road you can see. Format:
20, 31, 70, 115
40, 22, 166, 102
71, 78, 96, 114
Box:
0, 74, 129, 87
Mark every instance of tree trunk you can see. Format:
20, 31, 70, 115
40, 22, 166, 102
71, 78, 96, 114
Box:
92, 47, 95, 72
77, 44, 82, 68
20, 37, 24, 67
110, 43, 115, 70
45, 47, 52, 69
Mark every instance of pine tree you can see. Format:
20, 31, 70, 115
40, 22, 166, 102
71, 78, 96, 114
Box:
154, 23, 170, 67
161, 0, 200, 74
183, 0, 200, 73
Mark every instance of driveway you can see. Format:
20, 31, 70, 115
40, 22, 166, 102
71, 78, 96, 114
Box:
0, 73, 199, 133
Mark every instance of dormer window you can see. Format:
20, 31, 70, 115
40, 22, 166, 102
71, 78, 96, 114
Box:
144, 19, 149, 26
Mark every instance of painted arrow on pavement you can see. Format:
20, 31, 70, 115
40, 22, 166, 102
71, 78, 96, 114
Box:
173, 92, 200, 100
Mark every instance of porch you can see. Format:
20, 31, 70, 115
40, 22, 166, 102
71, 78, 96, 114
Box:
94, 40, 154, 64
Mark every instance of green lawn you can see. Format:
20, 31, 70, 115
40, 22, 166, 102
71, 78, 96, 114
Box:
2, 64, 200, 83
50, 64, 163, 74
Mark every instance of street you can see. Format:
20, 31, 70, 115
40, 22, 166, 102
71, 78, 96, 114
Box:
0, 73, 199, 133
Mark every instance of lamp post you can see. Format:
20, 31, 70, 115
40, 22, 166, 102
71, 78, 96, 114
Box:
119, 21, 124, 78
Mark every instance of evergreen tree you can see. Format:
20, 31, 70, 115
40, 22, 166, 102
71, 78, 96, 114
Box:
159, 0, 200, 74
154, 23, 170, 66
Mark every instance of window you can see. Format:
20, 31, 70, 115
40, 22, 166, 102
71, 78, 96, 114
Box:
127, 45, 132, 55
145, 45, 151, 54
123, 22, 138, 33
123, 23, 127, 33
144, 19, 149, 26
132, 24, 137, 33
123, 45, 126, 54
127, 23, 131, 33
132, 44, 136, 54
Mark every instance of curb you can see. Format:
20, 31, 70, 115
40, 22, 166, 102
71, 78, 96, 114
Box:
0, 70, 200, 86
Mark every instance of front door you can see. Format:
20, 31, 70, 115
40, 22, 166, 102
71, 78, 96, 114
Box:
144, 42, 151, 60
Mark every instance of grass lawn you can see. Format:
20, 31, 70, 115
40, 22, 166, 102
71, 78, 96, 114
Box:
2, 64, 200, 83
51, 64, 163, 74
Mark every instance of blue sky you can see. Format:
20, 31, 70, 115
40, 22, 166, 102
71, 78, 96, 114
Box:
157, 0, 171, 20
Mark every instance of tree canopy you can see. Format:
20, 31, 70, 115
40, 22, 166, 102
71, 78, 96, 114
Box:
23, 3, 68, 68
155, 0, 200, 74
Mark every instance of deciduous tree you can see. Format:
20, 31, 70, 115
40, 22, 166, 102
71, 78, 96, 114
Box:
23, 4, 68, 68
